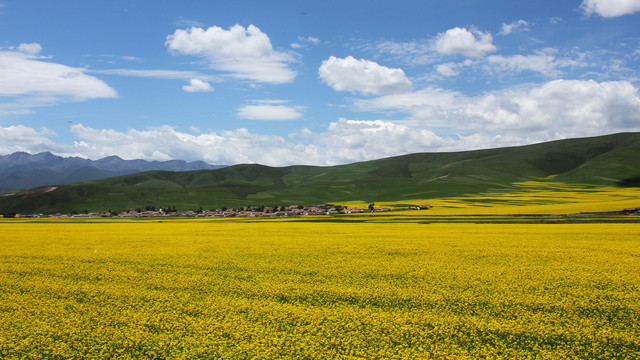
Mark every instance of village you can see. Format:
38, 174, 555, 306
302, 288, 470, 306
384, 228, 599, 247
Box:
9, 203, 433, 218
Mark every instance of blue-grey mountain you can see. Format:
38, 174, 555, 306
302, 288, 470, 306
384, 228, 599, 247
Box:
0, 152, 225, 193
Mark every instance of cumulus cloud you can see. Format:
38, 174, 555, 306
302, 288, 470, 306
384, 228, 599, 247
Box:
581, 0, 640, 17
17, 42, 43, 55
182, 79, 213, 92
0, 125, 63, 154
318, 56, 412, 95
3, 80, 639, 166
354, 79, 640, 140
0, 48, 117, 114
467, 80, 640, 135
500, 20, 530, 35
317, 118, 450, 162
371, 27, 498, 66
166, 24, 296, 84
66, 124, 320, 166
0, 121, 450, 166
237, 100, 303, 120
434, 27, 496, 57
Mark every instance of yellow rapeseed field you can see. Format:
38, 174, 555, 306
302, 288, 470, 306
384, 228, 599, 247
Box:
351, 181, 640, 215
1, 218, 639, 359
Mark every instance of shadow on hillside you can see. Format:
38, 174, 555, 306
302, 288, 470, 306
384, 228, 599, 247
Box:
617, 176, 640, 187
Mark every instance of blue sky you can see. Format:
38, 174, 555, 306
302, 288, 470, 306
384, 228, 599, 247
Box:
1, 0, 639, 165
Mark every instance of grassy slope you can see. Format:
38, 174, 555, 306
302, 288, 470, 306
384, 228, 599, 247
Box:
1, 132, 639, 214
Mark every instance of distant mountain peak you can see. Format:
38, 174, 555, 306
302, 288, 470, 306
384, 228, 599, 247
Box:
0, 152, 226, 193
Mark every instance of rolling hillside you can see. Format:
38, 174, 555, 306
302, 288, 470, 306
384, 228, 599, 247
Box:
1, 132, 639, 215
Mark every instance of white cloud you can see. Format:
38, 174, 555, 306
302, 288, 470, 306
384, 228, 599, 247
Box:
353, 87, 462, 123
486, 49, 582, 77
433, 59, 474, 78
0, 51, 116, 100
65, 124, 320, 166
3, 80, 639, 166
173, 18, 205, 28
353, 79, 640, 139
372, 39, 434, 65
0, 102, 35, 116
0, 49, 117, 114
17, 42, 43, 55
166, 24, 296, 84
0, 125, 62, 154
237, 100, 303, 120
318, 56, 412, 95
468, 80, 640, 135
182, 79, 213, 92
581, 0, 640, 17
500, 20, 530, 35
434, 27, 496, 57
305, 36, 320, 44
92, 68, 219, 82
370, 27, 495, 66
436, 62, 461, 77
0, 121, 450, 166
318, 118, 450, 162
290, 36, 320, 49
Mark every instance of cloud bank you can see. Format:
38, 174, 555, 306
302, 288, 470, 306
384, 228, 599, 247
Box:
3, 79, 639, 166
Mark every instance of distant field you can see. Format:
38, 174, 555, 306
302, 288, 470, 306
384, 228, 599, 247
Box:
1, 218, 639, 358
348, 181, 640, 215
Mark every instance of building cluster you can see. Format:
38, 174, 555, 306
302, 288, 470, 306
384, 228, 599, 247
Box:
8, 204, 433, 218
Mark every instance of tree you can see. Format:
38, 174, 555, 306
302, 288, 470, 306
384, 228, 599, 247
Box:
368, 203, 375, 211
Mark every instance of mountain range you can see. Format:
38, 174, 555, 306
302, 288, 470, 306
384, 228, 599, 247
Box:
0, 152, 225, 193
1, 132, 639, 215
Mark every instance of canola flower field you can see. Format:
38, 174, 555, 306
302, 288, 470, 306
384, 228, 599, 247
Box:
346, 181, 640, 215
1, 217, 639, 359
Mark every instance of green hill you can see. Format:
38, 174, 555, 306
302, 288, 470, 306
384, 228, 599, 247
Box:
2, 132, 639, 214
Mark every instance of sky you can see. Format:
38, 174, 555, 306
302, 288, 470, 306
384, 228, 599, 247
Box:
1, 0, 639, 166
